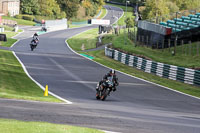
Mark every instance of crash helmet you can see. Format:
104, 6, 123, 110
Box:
110, 69, 115, 74
34, 33, 38, 36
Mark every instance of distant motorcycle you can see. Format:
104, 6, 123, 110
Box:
96, 77, 115, 101
30, 39, 38, 51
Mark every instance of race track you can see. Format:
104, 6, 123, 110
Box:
0, 5, 200, 133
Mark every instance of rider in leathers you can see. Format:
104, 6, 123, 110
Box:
31, 33, 39, 45
97, 69, 119, 92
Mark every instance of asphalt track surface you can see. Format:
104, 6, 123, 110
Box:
1, 6, 200, 133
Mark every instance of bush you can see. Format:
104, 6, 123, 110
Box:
15, 15, 23, 19
22, 15, 35, 21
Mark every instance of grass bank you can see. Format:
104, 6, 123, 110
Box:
0, 119, 103, 133
0, 31, 21, 47
67, 29, 200, 98
2, 16, 36, 26
102, 33, 200, 69
68, 28, 98, 51
98, 7, 107, 19
0, 49, 61, 102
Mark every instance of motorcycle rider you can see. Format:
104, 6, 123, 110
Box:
96, 69, 119, 92
31, 33, 39, 45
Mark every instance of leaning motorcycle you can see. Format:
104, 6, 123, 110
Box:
96, 78, 114, 101
30, 39, 38, 51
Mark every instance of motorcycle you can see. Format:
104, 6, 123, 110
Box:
96, 77, 115, 101
30, 39, 38, 51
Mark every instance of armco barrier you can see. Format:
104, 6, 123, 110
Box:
105, 47, 200, 86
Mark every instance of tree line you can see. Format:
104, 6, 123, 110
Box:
20, 0, 104, 20
142, 0, 200, 19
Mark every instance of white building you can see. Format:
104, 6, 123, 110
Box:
0, 0, 20, 16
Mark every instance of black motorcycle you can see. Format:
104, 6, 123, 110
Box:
30, 39, 38, 51
96, 78, 115, 101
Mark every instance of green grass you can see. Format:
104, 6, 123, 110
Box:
98, 8, 107, 19
67, 28, 98, 51
0, 49, 61, 102
118, 12, 134, 26
67, 28, 200, 98
69, 24, 89, 28
2, 16, 36, 26
0, 119, 103, 133
0, 38, 17, 47
0, 31, 22, 47
102, 33, 200, 69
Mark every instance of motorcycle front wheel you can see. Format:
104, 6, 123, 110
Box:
30, 45, 34, 51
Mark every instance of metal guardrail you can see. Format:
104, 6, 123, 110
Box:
105, 47, 200, 86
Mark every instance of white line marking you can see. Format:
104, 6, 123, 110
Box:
12, 51, 72, 104
102, 130, 121, 133
63, 80, 147, 86
0, 98, 68, 105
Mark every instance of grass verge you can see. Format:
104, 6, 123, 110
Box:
0, 31, 19, 47
98, 7, 107, 19
67, 28, 98, 51
0, 38, 17, 47
67, 29, 200, 98
2, 16, 36, 26
102, 33, 200, 69
0, 49, 61, 102
0, 119, 103, 133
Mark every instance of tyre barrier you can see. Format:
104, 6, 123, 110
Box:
105, 47, 200, 86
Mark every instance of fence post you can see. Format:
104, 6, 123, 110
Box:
197, 41, 200, 56
189, 41, 192, 56
157, 41, 159, 49
162, 39, 164, 51
185, 43, 187, 55
181, 40, 184, 55
168, 39, 171, 52
138, 35, 140, 45
174, 38, 177, 56
142, 36, 144, 46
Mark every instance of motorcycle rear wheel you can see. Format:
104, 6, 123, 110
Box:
101, 89, 109, 101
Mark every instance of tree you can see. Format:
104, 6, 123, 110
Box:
142, 0, 169, 20
39, 0, 66, 18
166, 1, 179, 13
20, 0, 40, 15
56, 0, 80, 19
125, 17, 134, 32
